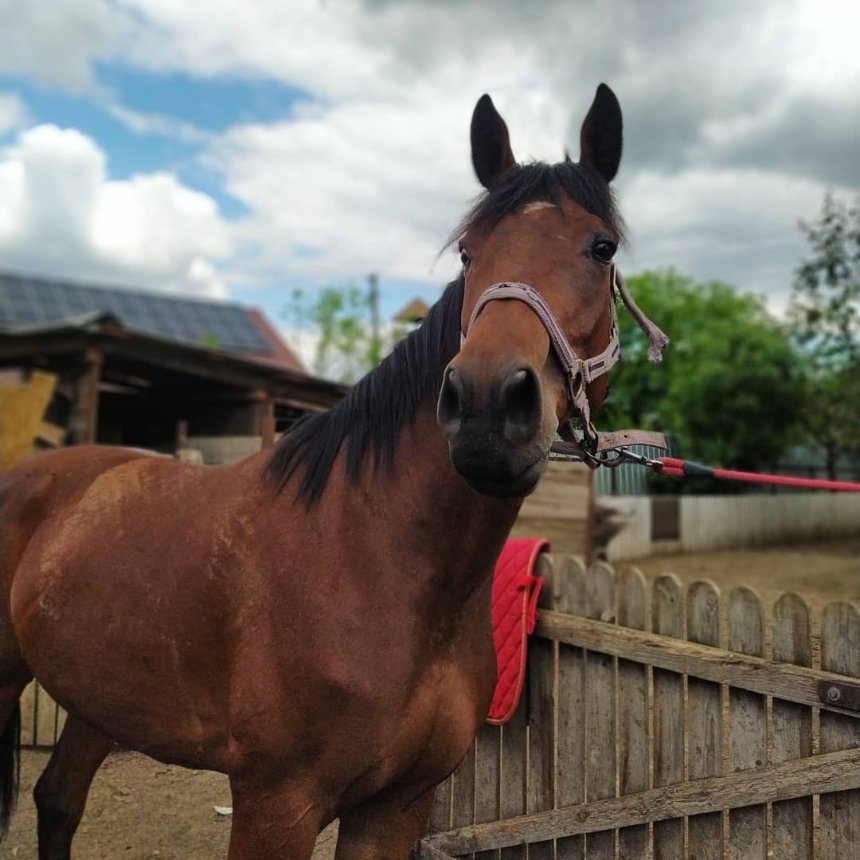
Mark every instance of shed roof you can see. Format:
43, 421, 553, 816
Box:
0, 270, 302, 370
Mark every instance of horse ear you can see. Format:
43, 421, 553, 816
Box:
579, 83, 623, 182
471, 94, 517, 189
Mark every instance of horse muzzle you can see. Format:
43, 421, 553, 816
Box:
437, 363, 550, 497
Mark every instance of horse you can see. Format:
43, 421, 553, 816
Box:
1, 83, 635, 858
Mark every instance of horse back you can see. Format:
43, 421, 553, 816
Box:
1, 446, 157, 591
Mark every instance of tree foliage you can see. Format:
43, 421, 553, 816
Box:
284, 285, 408, 384
602, 270, 803, 484
787, 193, 860, 476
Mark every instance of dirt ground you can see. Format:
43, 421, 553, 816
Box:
5, 750, 340, 859
630, 536, 860, 618
5, 538, 859, 859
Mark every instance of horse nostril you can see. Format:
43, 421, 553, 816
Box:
437, 367, 466, 436
500, 366, 541, 443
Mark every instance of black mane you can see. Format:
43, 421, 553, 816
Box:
267, 277, 463, 503
267, 159, 622, 503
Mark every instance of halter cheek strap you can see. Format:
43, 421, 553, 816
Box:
460, 265, 669, 459
462, 267, 621, 452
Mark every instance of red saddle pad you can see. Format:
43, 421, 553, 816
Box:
487, 538, 549, 725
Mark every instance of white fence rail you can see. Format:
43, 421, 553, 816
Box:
602, 493, 860, 560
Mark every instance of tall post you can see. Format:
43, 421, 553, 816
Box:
368, 272, 381, 367
69, 346, 103, 445
259, 393, 276, 449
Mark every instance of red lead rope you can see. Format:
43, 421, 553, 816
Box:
656, 457, 860, 493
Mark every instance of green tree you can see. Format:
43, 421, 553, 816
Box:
602, 270, 803, 490
284, 285, 408, 384
787, 193, 860, 477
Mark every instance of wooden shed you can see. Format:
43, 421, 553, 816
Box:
0, 271, 346, 457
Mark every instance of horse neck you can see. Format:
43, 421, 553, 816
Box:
366, 401, 523, 592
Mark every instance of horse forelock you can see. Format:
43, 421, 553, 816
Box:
448, 159, 625, 248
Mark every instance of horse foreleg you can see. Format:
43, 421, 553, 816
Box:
334, 788, 435, 860
33, 715, 113, 860
227, 774, 325, 860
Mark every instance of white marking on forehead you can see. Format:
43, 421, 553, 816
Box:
522, 201, 556, 214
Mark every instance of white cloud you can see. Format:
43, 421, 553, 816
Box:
0, 0, 126, 91
0, 92, 28, 135
105, 103, 211, 144
1, 0, 858, 310
207, 94, 481, 286
617, 167, 852, 305
0, 124, 232, 297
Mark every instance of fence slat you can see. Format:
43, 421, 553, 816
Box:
583, 562, 616, 860
555, 556, 586, 860
430, 773, 453, 832
652, 574, 685, 860
617, 568, 650, 860
475, 724, 502, 860
771, 593, 814, 859
528, 554, 560, 860
500, 693, 527, 860
452, 738, 477, 860
727, 587, 766, 859
819, 601, 860, 859
687, 580, 723, 860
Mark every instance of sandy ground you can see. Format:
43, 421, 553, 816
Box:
4, 538, 858, 858
630, 537, 860, 621
5, 750, 340, 859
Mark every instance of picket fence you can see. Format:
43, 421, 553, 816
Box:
422, 555, 860, 859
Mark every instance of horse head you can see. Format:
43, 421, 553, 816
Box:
437, 84, 626, 497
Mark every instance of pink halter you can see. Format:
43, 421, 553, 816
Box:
462, 265, 669, 456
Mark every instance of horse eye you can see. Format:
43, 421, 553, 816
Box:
591, 238, 617, 264
459, 246, 472, 267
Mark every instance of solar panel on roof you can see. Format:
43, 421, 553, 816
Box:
0, 272, 273, 354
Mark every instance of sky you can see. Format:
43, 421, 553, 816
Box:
1, 0, 858, 358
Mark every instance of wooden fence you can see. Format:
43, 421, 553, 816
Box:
422, 555, 860, 859
20, 680, 66, 748
601, 494, 860, 561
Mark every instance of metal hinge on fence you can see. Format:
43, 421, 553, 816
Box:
819, 680, 860, 712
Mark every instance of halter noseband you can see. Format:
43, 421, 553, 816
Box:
461, 264, 668, 459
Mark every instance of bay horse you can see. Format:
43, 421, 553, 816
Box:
1, 84, 629, 858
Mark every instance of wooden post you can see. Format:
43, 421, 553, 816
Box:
554, 556, 586, 860
652, 574, 685, 860
474, 723, 502, 860
727, 587, 767, 859
68, 347, 102, 445
617, 568, 649, 859
528, 553, 561, 860
582, 562, 616, 860
499, 695, 528, 860
770, 593, 814, 859
686, 581, 723, 860
259, 393, 276, 449
819, 601, 860, 858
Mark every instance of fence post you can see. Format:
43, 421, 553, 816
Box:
527, 553, 561, 860
474, 721, 502, 860
553, 555, 586, 860
451, 738, 477, 860
686, 580, 723, 860
652, 574, 685, 860
727, 586, 767, 859
819, 601, 860, 858
582, 561, 616, 860
617, 568, 650, 860
499, 692, 528, 860
770, 592, 814, 859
